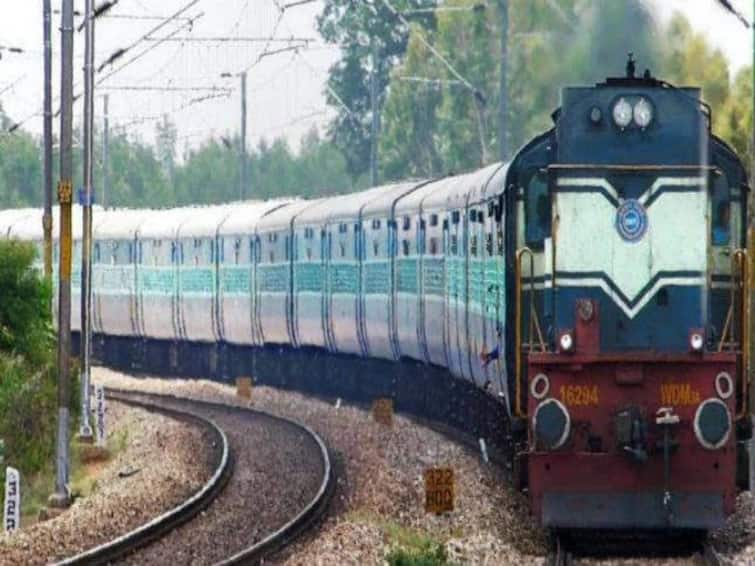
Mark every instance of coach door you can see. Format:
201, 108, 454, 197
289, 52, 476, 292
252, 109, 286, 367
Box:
480, 193, 507, 397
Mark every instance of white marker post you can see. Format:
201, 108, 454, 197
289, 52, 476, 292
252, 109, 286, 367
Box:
4, 467, 20, 533
95, 385, 106, 447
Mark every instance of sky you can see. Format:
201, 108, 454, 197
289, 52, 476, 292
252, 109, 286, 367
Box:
0, 0, 751, 156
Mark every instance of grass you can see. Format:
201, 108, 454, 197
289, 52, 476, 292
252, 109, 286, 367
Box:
18, 426, 131, 527
346, 509, 450, 566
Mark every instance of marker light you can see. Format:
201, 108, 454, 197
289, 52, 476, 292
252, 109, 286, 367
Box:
689, 332, 704, 352
633, 97, 653, 128
559, 331, 574, 353
612, 97, 633, 128
715, 372, 734, 400
530, 373, 550, 400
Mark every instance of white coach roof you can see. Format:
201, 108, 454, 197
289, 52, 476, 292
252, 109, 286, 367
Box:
218, 200, 292, 236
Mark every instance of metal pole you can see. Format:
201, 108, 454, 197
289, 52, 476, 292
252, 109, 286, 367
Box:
78, 0, 95, 442
103, 94, 109, 208
51, 0, 74, 508
43, 0, 53, 279
370, 41, 379, 187
749, 0, 755, 493
498, 0, 508, 162
240, 71, 247, 200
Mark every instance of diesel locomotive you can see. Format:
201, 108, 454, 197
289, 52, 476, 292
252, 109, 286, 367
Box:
0, 59, 750, 532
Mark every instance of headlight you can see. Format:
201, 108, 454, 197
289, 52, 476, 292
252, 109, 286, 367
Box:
693, 398, 731, 450
633, 97, 653, 128
559, 331, 574, 353
533, 398, 570, 450
612, 97, 633, 128
689, 331, 704, 352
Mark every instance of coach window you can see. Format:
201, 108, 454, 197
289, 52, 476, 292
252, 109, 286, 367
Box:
711, 174, 731, 246
525, 171, 551, 248
429, 237, 438, 256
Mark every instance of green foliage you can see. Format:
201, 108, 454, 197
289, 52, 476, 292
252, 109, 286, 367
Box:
0, 5, 750, 206
317, 0, 437, 180
386, 541, 448, 566
0, 356, 57, 477
0, 241, 79, 497
0, 241, 53, 365
380, 0, 665, 179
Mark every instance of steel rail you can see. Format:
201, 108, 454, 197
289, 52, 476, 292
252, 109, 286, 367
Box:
55, 390, 233, 566
80, 388, 336, 566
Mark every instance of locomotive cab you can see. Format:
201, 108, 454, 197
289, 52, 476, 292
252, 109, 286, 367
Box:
509, 59, 750, 531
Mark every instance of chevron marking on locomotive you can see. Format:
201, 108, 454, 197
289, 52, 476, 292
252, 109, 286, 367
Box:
554, 176, 706, 319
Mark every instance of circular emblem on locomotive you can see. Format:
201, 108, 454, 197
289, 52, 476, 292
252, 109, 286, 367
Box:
615, 199, 648, 242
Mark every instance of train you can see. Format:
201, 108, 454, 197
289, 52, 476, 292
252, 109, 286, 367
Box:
0, 58, 750, 533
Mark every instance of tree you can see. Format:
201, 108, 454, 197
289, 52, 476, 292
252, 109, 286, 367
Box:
174, 137, 238, 204
717, 66, 753, 167
317, 0, 437, 181
376, 0, 668, 180
296, 126, 354, 197
156, 114, 178, 184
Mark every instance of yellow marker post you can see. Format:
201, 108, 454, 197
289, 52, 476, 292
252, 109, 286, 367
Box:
236, 377, 253, 400
424, 468, 455, 514
372, 398, 394, 426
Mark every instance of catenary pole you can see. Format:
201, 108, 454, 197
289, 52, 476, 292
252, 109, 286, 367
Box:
78, 0, 95, 442
498, 0, 508, 162
240, 71, 247, 200
103, 94, 109, 208
51, 0, 75, 508
370, 41, 379, 187
43, 0, 53, 278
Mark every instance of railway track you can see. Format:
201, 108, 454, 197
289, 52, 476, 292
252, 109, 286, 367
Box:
60, 389, 335, 565
56, 391, 232, 565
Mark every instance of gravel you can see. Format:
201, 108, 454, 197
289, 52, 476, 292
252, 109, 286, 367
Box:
0, 401, 215, 565
94, 367, 549, 565
114, 391, 326, 565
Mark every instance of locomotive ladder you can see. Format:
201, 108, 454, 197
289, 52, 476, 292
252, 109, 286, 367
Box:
514, 246, 548, 418
718, 247, 750, 419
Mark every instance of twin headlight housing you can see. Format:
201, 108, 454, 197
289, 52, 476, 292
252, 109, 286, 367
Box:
610, 96, 654, 129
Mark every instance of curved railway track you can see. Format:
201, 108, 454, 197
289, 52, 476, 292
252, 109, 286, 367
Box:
82, 389, 335, 565
56, 390, 232, 565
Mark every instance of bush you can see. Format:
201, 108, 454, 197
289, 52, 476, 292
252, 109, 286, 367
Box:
0, 240, 78, 492
0, 356, 57, 475
386, 542, 448, 566
0, 240, 53, 365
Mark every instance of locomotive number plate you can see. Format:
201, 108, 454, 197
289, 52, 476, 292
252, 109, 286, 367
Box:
660, 383, 701, 406
559, 385, 599, 407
